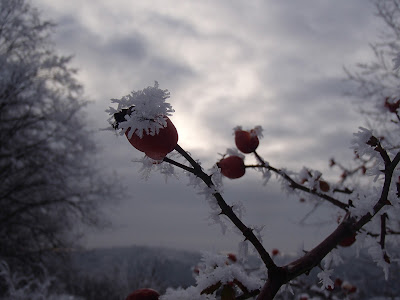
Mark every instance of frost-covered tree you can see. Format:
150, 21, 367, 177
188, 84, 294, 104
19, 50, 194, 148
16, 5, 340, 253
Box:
0, 0, 113, 270
346, 0, 400, 140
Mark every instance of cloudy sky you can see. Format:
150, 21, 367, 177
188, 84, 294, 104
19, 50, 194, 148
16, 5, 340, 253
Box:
31, 0, 384, 254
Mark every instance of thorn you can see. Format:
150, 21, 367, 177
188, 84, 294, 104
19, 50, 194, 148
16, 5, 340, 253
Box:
384, 200, 392, 206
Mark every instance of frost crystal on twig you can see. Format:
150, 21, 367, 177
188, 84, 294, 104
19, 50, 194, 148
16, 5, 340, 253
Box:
134, 155, 178, 182
351, 127, 375, 158
317, 269, 334, 290
368, 244, 390, 280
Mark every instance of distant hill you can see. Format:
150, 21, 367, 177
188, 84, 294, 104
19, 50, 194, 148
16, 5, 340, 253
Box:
65, 245, 201, 300
61, 244, 400, 300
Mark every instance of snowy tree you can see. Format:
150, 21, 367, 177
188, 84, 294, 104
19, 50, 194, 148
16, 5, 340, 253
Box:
0, 0, 114, 273
345, 0, 400, 142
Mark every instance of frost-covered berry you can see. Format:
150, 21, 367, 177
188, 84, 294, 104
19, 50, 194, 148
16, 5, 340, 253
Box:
234, 127, 261, 153
217, 156, 245, 179
271, 248, 280, 256
126, 288, 160, 300
125, 116, 178, 160
108, 82, 178, 160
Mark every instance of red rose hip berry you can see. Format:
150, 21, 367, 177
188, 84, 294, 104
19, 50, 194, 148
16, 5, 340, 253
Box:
235, 129, 259, 153
126, 288, 160, 300
271, 249, 280, 256
217, 156, 245, 179
126, 117, 178, 160
339, 234, 356, 247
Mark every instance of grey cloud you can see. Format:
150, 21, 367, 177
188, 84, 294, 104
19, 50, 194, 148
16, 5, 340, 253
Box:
56, 16, 147, 63
34, 0, 382, 253
146, 11, 200, 37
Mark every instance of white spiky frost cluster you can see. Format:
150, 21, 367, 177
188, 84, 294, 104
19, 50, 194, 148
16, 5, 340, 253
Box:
368, 245, 391, 280
186, 164, 231, 234
351, 127, 376, 158
312, 249, 343, 291
161, 252, 263, 300
232, 125, 264, 139
106, 82, 174, 138
225, 148, 245, 160
133, 155, 179, 182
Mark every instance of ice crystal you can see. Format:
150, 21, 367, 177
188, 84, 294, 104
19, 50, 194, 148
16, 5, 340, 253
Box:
351, 127, 375, 158
106, 82, 174, 138
233, 125, 263, 139
225, 148, 245, 160
349, 189, 379, 218
317, 269, 334, 290
195, 252, 263, 292
133, 155, 178, 182
323, 249, 343, 268
260, 163, 272, 186
237, 241, 250, 261
368, 244, 390, 280
253, 125, 264, 139
279, 282, 294, 295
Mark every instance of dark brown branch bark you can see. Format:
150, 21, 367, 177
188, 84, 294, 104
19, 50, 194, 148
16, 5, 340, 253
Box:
380, 213, 388, 249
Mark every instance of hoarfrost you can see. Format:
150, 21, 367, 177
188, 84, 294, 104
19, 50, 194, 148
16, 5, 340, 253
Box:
317, 269, 334, 290
107, 82, 174, 138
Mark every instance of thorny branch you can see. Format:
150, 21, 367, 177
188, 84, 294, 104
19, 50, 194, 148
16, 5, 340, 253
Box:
163, 136, 398, 300
250, 151, 350, 211
164, 144, 277, 272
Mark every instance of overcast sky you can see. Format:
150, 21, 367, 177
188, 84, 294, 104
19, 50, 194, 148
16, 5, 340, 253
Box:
31, 0, 384, 254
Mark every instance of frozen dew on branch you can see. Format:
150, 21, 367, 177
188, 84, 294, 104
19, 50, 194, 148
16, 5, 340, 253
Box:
323, 249, 343, 269
232, 125, 264, 139
317, 269, 334, 290
161, 251, 264, 299
133, 155, 178, 182
368, 244, 390, 280
231, 201, 246, 220
185, 165, 230, 235
278, 282, 294, 295
225, 148, 245, 160
349, 188, 380, 218
195, 252, 263, 292
252, 125, 264, 139
351, 127, 376, 158
106, 81, 174, 138
209, 164, 223, 192
237, 241, 250, 261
